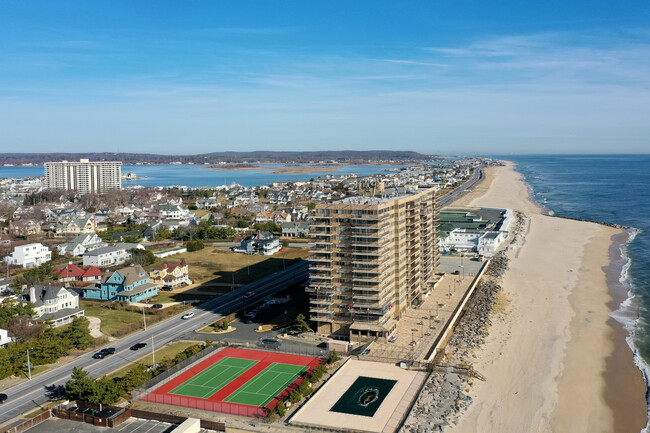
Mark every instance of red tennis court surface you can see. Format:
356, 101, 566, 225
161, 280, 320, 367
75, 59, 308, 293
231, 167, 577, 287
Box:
142, 347, 323, 418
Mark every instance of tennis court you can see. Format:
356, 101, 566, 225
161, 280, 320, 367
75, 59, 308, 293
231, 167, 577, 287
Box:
224, 362, 308, 406
144, 347, 323, 417
171, 357, 258, 399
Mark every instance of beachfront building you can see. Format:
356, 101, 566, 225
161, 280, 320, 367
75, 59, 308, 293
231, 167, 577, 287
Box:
45, 159, 122, 194
149, 259, 192, 288
308, 187, 439, 342
82, 264, 158, 304
4, 243, 52, 268
439, 228, 507, 257
20, 284, 84, 327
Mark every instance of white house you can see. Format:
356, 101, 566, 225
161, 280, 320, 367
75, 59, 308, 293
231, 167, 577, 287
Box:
0, 328, 12, 347
477, 231, 507, 257
159, 204, 192, 220
3, 243, 52, 268
21, 284, 84, 327
57, 233, 107, 256
439, 228, 507, 257
83, 245, 132, 267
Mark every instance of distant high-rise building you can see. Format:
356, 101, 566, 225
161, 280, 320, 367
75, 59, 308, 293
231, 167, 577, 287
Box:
308, 187, 439, 342
45, 159, 122, 193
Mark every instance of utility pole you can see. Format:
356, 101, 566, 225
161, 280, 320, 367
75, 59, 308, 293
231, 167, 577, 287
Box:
151, 335, 155, 368
142, 307, 147, 330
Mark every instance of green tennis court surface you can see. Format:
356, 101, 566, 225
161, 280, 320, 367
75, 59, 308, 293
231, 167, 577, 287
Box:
171, 357, 258, 399
224, 362, 307, 406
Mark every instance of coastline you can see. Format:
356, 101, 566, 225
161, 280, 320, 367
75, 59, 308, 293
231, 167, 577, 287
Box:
444, 162, 646, 432
197, 165, 353, 174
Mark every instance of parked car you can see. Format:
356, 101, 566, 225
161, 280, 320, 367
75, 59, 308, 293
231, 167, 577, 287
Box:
182, 312, 195, 320
388, 336, 398, 343
151, 304, 163, 309
161, 287, 173, 292
130, 343, 147, 351
0, 393, 7, 404
243, 291, 255, 299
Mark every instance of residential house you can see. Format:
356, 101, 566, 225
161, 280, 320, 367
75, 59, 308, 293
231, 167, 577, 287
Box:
46, 215, 96, 236
56, 233, 107, 256
149, 259, 192, 288
239, 231, 281, 255
111, 230, 144, 242
52, 263, 103, 283
0, 278, 12, 294
21, 284, 84, 327
281, 221, 310, 238
82, 245, 131, 267
196, 197, 219, 209
254, 211, 292, 224
10, 219, 42, 238
82, 264, 158, 304
159, 204, 192, 220
266, 191, 293, 206
230, 207, 253, 219
4, 243, 51, 268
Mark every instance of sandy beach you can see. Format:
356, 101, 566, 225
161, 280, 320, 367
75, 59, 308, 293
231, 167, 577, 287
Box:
445, 163, 647, 433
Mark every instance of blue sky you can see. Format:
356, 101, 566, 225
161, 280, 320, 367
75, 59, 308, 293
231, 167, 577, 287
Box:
1, 1, 649, 155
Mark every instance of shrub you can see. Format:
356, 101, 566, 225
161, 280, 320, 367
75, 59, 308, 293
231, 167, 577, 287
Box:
289, 390, 302, 404
276, 401, 286, 417
186, 239, 205, 252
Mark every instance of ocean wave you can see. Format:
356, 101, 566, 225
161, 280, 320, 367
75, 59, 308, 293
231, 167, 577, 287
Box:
609, 228, 650, 432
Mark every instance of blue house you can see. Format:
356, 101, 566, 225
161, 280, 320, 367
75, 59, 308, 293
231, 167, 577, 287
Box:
82, 264, 158, 304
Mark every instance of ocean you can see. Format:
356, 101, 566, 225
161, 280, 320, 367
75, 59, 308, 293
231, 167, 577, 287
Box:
503, 154, 650, 426
0, 163, 405, 188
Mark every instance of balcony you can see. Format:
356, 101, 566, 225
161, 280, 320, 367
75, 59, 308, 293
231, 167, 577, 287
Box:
309, 307, 333, 315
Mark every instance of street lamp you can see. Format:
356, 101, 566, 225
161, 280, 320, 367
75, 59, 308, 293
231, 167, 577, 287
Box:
26, 347, 33, 380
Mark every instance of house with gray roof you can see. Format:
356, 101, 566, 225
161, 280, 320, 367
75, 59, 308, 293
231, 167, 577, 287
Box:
21, 284, 84, 327
82, 264, 158, 304
82, 245, 132, 267
57, 233, 107, 256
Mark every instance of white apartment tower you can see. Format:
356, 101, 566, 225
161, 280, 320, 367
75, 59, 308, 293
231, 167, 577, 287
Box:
45, 159, 122, 193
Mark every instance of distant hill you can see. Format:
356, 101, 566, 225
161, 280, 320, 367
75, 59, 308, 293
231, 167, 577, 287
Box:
0, 150, 433, 165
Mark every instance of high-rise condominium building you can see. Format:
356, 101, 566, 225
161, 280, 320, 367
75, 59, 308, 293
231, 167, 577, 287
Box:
308, 187, 439, 342
45, 159, 122, 194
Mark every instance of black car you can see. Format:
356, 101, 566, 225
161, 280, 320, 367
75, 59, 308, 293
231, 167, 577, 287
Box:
130, 343, 147, 351
161, 287, 173, 292
0, 393, 7, 404
151, 304, 163, 309
93, 347, 116, 359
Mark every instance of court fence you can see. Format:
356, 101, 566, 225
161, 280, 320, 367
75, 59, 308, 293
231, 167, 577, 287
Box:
140, 393, 268, 418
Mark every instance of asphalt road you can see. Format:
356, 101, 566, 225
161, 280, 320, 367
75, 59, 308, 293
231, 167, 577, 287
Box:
438, 167, 484, 208
0, 261, 309, 427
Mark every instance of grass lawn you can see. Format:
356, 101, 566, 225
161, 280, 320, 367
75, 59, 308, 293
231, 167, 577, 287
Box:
193, 209, 211, 217
108, 341, 199, 378
163, 246, 308, 285
82, 301, 145, 336
151, 292, 214, 303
